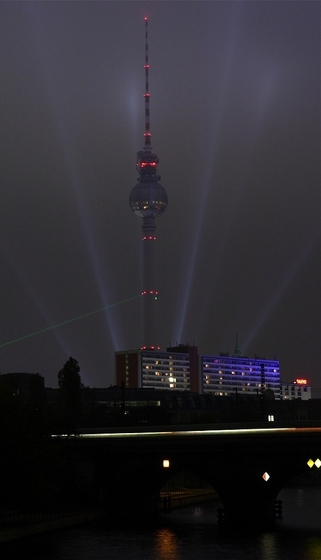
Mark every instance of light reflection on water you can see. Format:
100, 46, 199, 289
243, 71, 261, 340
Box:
279, 487, 321, 530
154, 527, 180, 560
1, 488, 321, 560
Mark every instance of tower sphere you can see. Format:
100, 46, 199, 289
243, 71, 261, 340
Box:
129, 180, 168, 219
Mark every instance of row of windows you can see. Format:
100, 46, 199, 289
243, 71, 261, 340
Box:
202, 358, 279, 367
143, 372, 189, 378
142, 355, 189, 362
204, 380, 280, 388
283, 387, 309, 393
143, 375, 189, 383
143, 366, 189, 372
143, 382, 190, 390
204, 387, 281, 396
203, 370, 279, 377
205, 380, 264, 387
203, 365, 279, 373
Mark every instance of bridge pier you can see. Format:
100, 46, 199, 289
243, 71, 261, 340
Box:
219, 497, 277, 530
216, 476, 280, 530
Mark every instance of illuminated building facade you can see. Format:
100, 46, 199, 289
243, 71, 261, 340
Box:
115, 346, 280, 398
281, 379, 311, 400
201, 355, 280, 398
115, 345, 199, 392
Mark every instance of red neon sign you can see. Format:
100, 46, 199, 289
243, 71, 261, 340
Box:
294, 378, 308, 385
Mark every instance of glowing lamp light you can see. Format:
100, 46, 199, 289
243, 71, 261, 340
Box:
262, 472, 270, 482
163, 460, 170, 468
307, 459, 321, 468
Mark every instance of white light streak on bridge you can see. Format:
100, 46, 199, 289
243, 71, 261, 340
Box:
52, 425, 321, 439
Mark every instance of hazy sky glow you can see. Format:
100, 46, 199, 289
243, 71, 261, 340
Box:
0, 1, 320, 391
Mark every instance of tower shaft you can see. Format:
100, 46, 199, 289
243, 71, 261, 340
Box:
142, 218, 158, 349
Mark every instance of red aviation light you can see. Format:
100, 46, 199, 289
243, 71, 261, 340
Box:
142, 290, 159, 295
140, 160, 156, 167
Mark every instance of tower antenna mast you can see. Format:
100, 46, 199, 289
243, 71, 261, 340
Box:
144, 17, 152, 152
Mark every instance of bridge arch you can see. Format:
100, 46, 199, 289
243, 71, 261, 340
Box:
159, 469, 222, 513
69, 424, 321, 528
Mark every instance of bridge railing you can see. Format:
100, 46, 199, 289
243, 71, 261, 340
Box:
159, 488, 218, 512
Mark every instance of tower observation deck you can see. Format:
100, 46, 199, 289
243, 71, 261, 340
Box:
129, 17, 168, 350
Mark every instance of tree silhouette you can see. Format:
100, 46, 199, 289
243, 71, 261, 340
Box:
58, 357, 83, 429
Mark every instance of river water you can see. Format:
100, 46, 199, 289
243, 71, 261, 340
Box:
1, 488, 321, 559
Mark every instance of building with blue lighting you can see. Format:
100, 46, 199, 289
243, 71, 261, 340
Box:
115, 345, 281, 399
201, 354, 280, 399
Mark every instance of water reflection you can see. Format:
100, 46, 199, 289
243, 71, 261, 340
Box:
278, 487, 321, 530
154, 527, 180, 560
193, 507, 202, 517
260, 532, 278, 560
306, 537, 321, 560
1, 488, 321, 560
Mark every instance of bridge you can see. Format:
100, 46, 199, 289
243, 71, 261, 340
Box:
59, 422, 321, 529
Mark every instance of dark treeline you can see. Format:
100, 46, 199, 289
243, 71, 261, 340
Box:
0, 358, 91, 512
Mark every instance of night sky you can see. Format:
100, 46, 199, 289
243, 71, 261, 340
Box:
0, 1, 320, 392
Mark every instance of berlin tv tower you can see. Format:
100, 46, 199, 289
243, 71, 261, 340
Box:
129, 17, 168, 350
